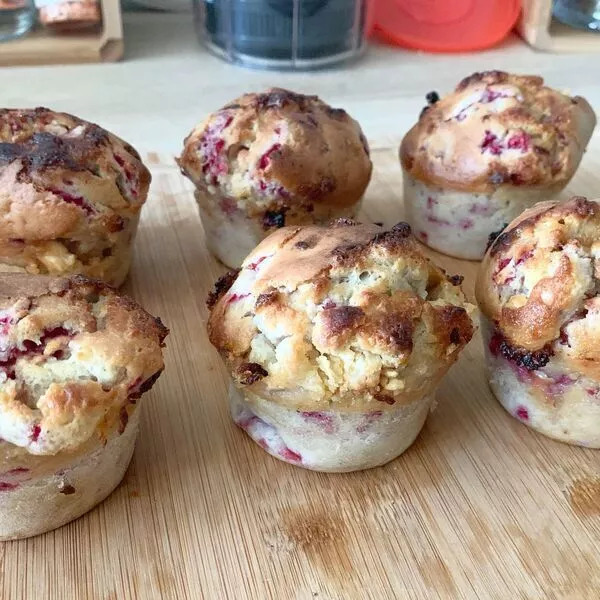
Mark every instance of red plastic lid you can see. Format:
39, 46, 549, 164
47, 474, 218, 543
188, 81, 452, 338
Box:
374, 0, 521, 53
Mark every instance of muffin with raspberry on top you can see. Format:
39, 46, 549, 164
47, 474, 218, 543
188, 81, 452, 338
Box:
178, 88, 372, 268
477, 196, 600, 447
0, 108, 150, 287
401, 71, 595, 260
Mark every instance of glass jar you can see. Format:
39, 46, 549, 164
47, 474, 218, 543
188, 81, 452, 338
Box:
553, 0, 600, 31
0, 0, 35, 42
193, 0, 373, 70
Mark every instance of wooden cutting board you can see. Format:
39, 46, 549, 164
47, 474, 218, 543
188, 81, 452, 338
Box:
2, 148, 599, 600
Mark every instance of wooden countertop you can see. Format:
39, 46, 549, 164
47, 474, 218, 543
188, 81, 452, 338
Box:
2, 11, 600, 599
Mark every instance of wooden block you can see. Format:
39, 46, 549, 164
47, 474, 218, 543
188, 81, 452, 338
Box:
0, 0, 123, 66
519, 0, 600, 51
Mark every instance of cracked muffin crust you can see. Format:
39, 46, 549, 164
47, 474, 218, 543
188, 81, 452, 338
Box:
0, 273, 167, 539
400, 71, 596, 260
178, 88, 372, 268
0, 108, 151, 286
208, 220, 474, 471
477, 197, 600, 447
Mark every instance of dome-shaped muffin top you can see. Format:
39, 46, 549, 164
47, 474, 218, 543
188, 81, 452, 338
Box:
178, 88, 372, 227
0, 274, 167, 457
207, 220, 474, 411
400, 71, 596, 194
0, 108, 151, 242
477, 196, 600, 380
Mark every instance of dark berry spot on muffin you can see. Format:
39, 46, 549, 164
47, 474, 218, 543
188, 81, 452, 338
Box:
7, 467, 29, 474
374, 393, 396, 405
198, 113, 233, 184
489, 331, 552, 371
255, 290, 280, 309
280, 447, 302, 463
325, 107, 348, 120
30, 424, 41, 442
295, 235, 319, 250
300, 411, 335, 433
227, 293, 250, 304
450, 328, 461, 344
515, 406, 529, 421
237, 362, 268, 385
356, 410, 383, 433
247, 255, 270, 271
507, 131, 531, 152
447, 274, 464, 286
118, 406, 129, 434
425, 91, 439, 105
258, 144, 282, 170
0, 482, 18, 492
486, 225, 508, 251
128, 370, 164, 401
206, 269, 240, 309
49, 188, 95, 216
262, 209, 286, 229
481, 131, 503, 155
58, 481, 76, 495
489, 171, 506, 185
255, 88, 318, 111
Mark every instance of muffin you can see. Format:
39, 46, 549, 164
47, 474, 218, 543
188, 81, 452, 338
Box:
477, 196, 600, 447
207, 220, 474, 472
178, 88, 372, 268
0, 108, 151, 287
400, 71, 596, 260
0, 273, 167, 540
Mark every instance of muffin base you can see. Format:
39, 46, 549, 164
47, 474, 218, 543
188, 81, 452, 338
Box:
229, 386, 433, 472
481, 317, 600, 448
403, 174, 559, 260
196, 190, 360, 268
0, 409, 139, 541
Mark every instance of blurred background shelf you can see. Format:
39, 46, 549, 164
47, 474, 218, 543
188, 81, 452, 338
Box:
520, 0, 600, 51
0, 0, 123, 65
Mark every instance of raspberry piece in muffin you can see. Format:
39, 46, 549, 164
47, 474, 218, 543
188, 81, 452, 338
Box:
477, 196, 600, 447
0, 273, 167, 540
0, 108, 151, 286
207, 220, 474, 472
400, 71, 596, 260
178, 88, 372, 268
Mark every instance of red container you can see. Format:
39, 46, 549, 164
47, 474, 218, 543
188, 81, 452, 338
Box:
375, 0, 521, 53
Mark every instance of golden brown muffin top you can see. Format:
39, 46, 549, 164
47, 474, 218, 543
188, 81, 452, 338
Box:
0, 274, 167, 456
0, 107, 151, 243
477, 196, 600, 380
178, 88, 372, 228
400, 71, 596, 193
207, 220, 474, 412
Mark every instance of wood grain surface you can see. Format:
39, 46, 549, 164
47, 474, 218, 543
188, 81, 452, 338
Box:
1, 149, 599, 600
